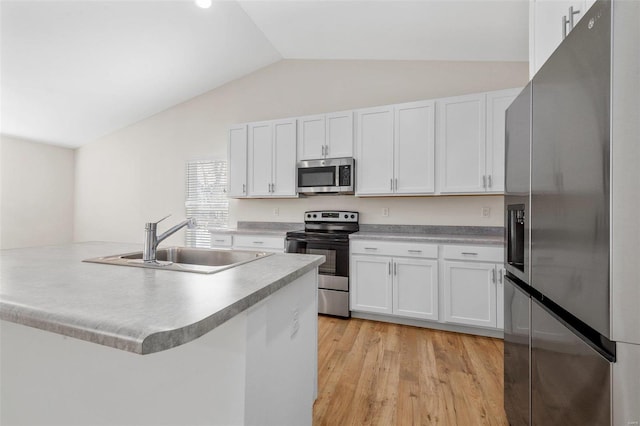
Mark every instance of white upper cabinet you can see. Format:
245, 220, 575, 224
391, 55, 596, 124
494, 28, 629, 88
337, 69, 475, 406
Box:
394, 100, 436, 195
529, 0, 597, 78
355, 106, 395, 195
248, 119, 297, 198
228, 125, 248, 198
437, 90, 518, 194
356, 101, 435, 196
297, 111, 353, 160
437, 93, 487, 194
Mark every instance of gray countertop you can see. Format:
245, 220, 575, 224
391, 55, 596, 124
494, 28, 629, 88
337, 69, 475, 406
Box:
350, 232, 503, 245
351, 225, 504, 245
0, 242, 323, 355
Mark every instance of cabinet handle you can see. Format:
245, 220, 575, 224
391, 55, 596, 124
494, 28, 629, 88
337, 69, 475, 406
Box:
482, 175, 487, 189
253, 241, 264, 244
562, 15, 570, 39
499, 268, 504, 284
242, 183, 246, 193
321, 145, 325, 156
325, 145, 329, 156
214, 239, 226, 242
364, 247, 378, 251
492, 268, 496, 284
388, 262, 391, 275
461, 252, 478, 256
488, 175, 492, 188
394, 178, 398, 191
271, 182, 275, 193
568, 6, 580, 30
394, 262, 397, 276
390, 178, 393, 191
408, 249, 422, 253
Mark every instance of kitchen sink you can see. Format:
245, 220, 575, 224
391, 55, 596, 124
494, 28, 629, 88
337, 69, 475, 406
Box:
83, 246, 273, 274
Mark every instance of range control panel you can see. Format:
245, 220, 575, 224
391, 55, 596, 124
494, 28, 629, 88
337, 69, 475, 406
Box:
304, 211, 359, 223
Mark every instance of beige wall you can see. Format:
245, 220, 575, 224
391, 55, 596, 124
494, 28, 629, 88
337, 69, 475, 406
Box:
75, 59, 528, 243
0, 135, 75, 249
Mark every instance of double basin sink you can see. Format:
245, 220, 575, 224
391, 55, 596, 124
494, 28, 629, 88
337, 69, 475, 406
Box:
84, 247, 273, 274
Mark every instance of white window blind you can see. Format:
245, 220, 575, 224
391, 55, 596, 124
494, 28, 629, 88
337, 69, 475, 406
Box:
185, 160, 228, 248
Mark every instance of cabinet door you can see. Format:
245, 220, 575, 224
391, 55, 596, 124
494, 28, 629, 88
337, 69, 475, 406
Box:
297, 115, 325, 160
325, 111, 353, 158
530, 1, 586, 77
393, 258, 438, 321
272, 119, 297, 197
248, 122, 273, 197
394, 100, 435, 194
443, 261, 497, 328
437, 94, 487, 193
486, 89, 519, 193
228, 125, 248, 197
350, 255, 393, 314
355, 106, 394, 195
496, 266, 505, 330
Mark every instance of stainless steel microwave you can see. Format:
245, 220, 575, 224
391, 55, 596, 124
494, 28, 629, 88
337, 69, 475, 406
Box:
296, 157, 354, 195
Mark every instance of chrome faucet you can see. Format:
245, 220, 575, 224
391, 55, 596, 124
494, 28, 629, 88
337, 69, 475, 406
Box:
143, 215, 197, 263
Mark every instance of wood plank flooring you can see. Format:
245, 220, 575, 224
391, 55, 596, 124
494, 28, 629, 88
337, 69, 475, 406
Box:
313, 316, 508, 426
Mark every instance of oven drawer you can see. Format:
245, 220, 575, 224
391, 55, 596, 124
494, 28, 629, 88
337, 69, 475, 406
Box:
233, 235, 284, 251
351, 240, 438, 258
442, 244, 503, 262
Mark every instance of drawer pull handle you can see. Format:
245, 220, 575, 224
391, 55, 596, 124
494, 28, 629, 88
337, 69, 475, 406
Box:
364, 247, 378, 250
408, 250, 422, 253
253, 241, 264, 244
214, 239, 226, 242
461, 252, 478, 255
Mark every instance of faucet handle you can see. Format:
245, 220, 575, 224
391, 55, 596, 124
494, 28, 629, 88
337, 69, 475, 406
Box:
153, 214, 172, 224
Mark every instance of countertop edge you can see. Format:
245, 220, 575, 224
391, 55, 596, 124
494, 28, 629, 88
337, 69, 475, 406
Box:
349, 232, 504, 245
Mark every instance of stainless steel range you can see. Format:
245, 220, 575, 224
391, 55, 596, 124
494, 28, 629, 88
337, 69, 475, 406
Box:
285, 211, 359, 318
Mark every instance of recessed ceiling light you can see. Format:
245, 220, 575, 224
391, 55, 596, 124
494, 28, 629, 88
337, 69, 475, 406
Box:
195, 0, 212, 9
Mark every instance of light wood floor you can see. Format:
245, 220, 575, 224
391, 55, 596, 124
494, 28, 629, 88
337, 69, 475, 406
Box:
313, 316, 508, 426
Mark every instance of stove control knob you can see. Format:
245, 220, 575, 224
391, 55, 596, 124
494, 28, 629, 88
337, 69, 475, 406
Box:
344, 214, 348, 219
351, 214, 355, 219
306, 214, 311, 218
313, 214, 317, 218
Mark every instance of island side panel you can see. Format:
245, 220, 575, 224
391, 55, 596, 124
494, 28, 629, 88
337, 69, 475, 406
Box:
0, 312, 248, 426
244, 268, 318, 426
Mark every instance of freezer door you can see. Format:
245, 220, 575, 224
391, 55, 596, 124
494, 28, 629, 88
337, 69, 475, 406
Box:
531, 300, 611, 425
504, 276, 531, 426
530, 0, 611, 338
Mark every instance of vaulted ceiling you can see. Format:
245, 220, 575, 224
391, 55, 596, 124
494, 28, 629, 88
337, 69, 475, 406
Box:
0, 0, 528, 148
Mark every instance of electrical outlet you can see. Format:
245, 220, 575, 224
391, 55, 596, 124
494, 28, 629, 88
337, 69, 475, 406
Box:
481, 207, 491, 218
273, 208, 279, 216
382, 208, 389, 217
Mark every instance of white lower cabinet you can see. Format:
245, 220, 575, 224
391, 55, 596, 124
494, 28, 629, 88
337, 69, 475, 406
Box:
442, 261, 505, 329
393, 258, 438, 321
351, 255, 393, 314
350, 241, 439, 320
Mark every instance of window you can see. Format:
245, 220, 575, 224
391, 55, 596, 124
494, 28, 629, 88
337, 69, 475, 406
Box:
185, 160, 228, 248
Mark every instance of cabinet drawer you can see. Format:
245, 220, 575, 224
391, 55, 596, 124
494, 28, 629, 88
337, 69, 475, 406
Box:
442, 245, 503, 262
351, 240, 438, 258
233, 234, 284, 251
209, 234, 233, 247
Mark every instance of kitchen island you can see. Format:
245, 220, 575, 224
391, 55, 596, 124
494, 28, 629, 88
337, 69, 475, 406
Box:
0, 242, 323, 425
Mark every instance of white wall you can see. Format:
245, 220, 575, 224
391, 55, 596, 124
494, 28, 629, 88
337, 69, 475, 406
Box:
0, 135, 75, 249
75, 59, 528, 243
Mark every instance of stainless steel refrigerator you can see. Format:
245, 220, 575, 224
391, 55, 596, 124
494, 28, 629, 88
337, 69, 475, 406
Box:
504, 0, 640, 424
